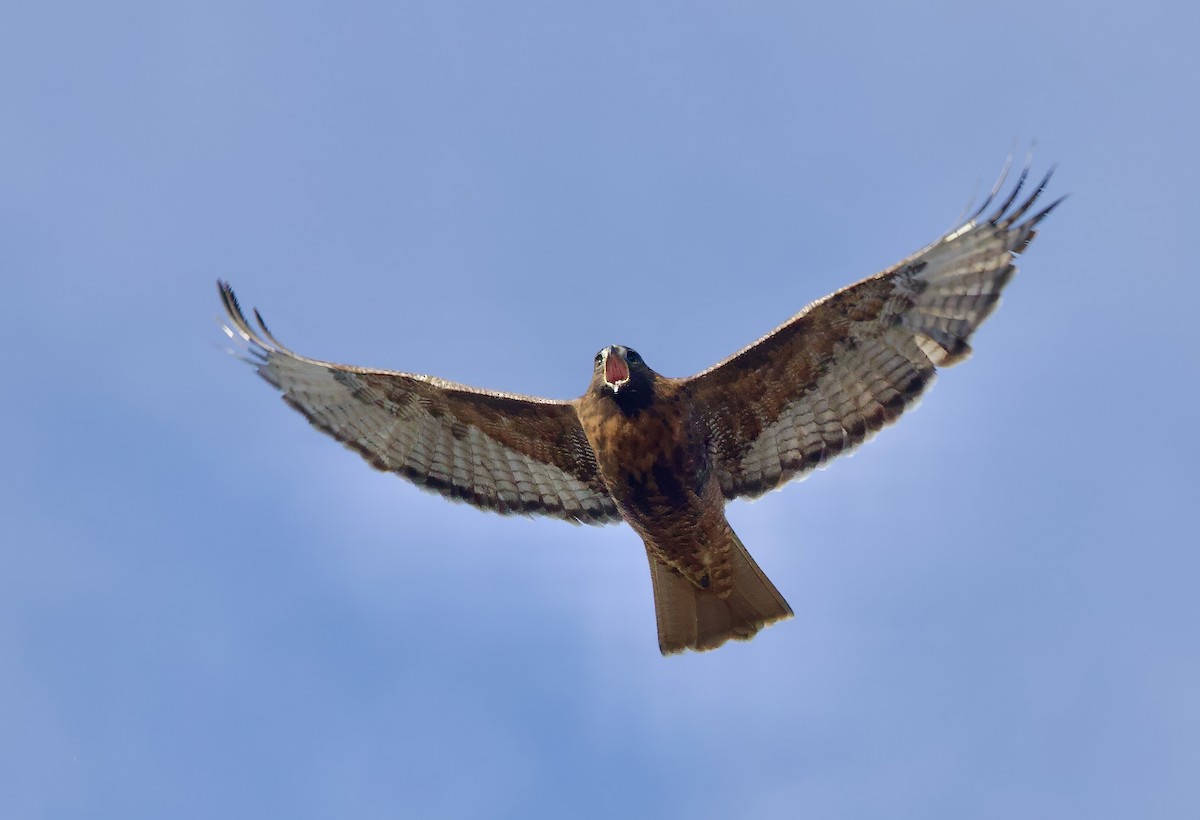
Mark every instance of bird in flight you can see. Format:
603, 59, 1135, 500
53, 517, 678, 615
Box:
219, 159, 1061, 655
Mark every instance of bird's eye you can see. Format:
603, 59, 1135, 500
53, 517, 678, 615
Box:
594, 352, 603, 366
627, 350, 640, 363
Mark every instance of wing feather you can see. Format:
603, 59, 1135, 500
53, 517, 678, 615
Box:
689, 160, 1062, 501
219, 282, 620, 524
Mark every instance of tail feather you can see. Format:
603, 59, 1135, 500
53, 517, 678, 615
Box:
647, 530, 792, 655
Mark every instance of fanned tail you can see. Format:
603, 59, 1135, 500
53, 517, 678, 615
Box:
647, 529, 792, 655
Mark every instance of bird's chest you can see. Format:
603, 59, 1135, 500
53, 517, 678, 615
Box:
579, 393, 711, 518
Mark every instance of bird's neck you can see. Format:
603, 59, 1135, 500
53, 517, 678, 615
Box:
609, 375, 655, 417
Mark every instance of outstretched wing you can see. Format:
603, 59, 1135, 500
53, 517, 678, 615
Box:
688, 161, 1063, 501
219, 283, 620, 524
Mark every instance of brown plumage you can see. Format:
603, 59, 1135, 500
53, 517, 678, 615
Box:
574, 346, 793, 652
219, 159, 1061, 655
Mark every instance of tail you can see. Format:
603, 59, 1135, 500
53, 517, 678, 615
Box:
647, 530, 793, 655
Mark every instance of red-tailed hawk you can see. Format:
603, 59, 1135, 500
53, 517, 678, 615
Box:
220, 160, 1061, 655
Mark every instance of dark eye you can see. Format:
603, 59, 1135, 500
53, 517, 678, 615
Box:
627, 350, 640, 363
594, 352, 603, 366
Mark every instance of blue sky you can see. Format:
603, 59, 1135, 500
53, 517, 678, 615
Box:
3, 2, 1197, 818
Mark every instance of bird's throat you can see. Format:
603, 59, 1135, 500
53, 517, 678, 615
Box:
605, 353, 630, 388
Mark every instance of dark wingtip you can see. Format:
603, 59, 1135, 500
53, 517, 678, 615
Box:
1003, 164, 1062, 230
988, 160, 1032, 226
1034, 192, 1069, 222
215, 280, 290, 353
252, 306, 287, 349
968, 153, 1014, 223
965, 149, 1066, 234
218, 279, 240, 318
217, 280, 243, 326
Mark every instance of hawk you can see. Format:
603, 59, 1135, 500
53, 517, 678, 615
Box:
219, 160, 1061, 655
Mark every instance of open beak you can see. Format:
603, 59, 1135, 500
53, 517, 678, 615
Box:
602, 347, 630, 393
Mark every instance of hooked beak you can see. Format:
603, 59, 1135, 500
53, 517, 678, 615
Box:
602, 346, 630, 393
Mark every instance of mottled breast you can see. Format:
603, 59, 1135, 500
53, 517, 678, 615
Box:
577, 380, 711, 518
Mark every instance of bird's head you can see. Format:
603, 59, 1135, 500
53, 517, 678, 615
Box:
592, 345, 656, 413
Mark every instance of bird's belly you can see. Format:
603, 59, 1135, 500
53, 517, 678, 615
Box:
589, 413, 728, 570
578, 395, 736, 591
587, 410, 706, 513
619, 478, 732, 594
